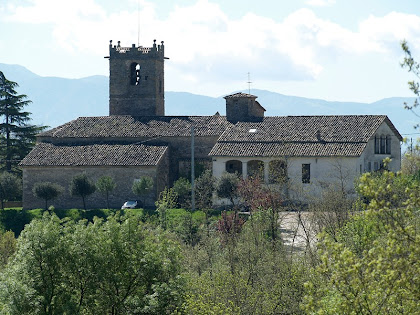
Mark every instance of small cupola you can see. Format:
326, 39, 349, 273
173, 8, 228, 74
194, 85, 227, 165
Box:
224, 92, 265, 123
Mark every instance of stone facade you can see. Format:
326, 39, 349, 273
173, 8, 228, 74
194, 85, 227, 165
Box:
22, 164, 164, 209
108, 40, 165, 116
225, 93, 265, 123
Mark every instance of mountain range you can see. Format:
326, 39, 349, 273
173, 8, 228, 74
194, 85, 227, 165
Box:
0, 63, 417, 145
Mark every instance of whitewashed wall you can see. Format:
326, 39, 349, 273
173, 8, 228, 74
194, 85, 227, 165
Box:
360, 121, 401, 173
211, 121, 401, 202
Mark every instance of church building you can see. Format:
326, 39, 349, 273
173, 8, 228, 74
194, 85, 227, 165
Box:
20, 40, 402, 209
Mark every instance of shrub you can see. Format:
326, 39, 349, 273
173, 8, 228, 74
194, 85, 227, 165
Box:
173, 177, 191, 209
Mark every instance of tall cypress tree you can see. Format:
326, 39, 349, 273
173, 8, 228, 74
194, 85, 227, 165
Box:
0, 71, 46, 173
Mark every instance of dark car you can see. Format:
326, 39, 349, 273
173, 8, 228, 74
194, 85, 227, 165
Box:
121, 200, 141, 209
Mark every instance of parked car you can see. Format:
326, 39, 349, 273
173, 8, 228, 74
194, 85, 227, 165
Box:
121, 200, 141, 209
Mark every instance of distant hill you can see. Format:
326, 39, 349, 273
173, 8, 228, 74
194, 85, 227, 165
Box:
0, 63, 417, 142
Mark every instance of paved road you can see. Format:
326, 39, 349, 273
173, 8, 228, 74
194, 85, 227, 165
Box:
279, 211, 317, 252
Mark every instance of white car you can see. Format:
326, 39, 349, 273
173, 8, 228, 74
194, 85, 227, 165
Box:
121, 200, 140, 209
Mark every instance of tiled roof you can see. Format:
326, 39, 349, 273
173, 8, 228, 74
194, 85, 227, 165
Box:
210, 115, 402, 157
217, 115, 400, 143
209, 142, 367, 157
39, 115, 231, 139
20, 143, 167, 166
224, 92, 257, 99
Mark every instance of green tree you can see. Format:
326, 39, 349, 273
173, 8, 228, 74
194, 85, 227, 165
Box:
401, 40, 420, 128
303, 170, 420, 314
183, 208, 309, 314
194, 170, 215, 211
173, 177, 191, 209
32, 182, 63, 211
96, 176, 116, 209
70, 173, 96, 210
155, 187, 178, 230
132, 175, 153, 208
401, 139, 420, 178
216, 172, 240, 208
195, 170, 216, 236
0, 71, 46, 173
0, 213, 186, 314
0, 172, 21, 209
0, 230, 16, 268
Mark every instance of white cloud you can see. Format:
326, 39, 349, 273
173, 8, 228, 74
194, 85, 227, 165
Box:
359, 12, 420, 52
4, 0, 420, 85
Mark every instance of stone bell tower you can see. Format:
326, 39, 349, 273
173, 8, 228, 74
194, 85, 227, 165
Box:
107, 39, 166, 116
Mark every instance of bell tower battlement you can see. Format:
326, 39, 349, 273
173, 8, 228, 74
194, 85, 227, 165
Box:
107, 39, 166, 116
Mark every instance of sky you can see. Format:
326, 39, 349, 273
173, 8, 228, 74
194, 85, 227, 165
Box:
1, 0, 420, 103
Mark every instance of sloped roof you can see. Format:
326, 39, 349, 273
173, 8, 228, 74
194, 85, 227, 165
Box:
210, 142, 368, 157
20, 143, 167, 166
210, 115, 402, 157
39, 115, 231, 139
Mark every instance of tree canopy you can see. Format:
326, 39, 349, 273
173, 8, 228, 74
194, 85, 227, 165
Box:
32, 182, 63, 211
96, 176, 116, 209
0, 71, 46, 173
0, 213, 185, 314
0, 172, 21, 209
70, 173, 96, 210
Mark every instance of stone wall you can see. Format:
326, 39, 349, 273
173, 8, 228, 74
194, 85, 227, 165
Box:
109, 41, 165, 116
226, 97, 264, 122
22, 164, 167, 210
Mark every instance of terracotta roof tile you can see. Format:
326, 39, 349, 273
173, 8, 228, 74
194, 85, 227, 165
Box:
210, 115, 401, 157
20, 143, 167, 166
39, 115, 232, 139
217, 115, 401, 143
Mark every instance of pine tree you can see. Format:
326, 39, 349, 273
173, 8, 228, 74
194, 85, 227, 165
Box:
0, 71, 46, 173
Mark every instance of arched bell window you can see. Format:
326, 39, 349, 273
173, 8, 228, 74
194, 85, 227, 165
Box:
130, 63, 141, 85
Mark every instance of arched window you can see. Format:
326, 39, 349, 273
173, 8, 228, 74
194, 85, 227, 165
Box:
374, 136, 380, 154
226, 160, 242, 175
269, 160, 287, 184
380, 135, 386, 154
386, 135, 391, 154
247, 160, 264, 180
130, 63, 141, 85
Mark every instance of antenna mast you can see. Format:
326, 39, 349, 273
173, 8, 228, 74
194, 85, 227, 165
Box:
137, 0, 140, 46
247, 72, 252, 94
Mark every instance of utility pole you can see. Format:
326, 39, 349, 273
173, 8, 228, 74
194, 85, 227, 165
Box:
191, 126, 195, 211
